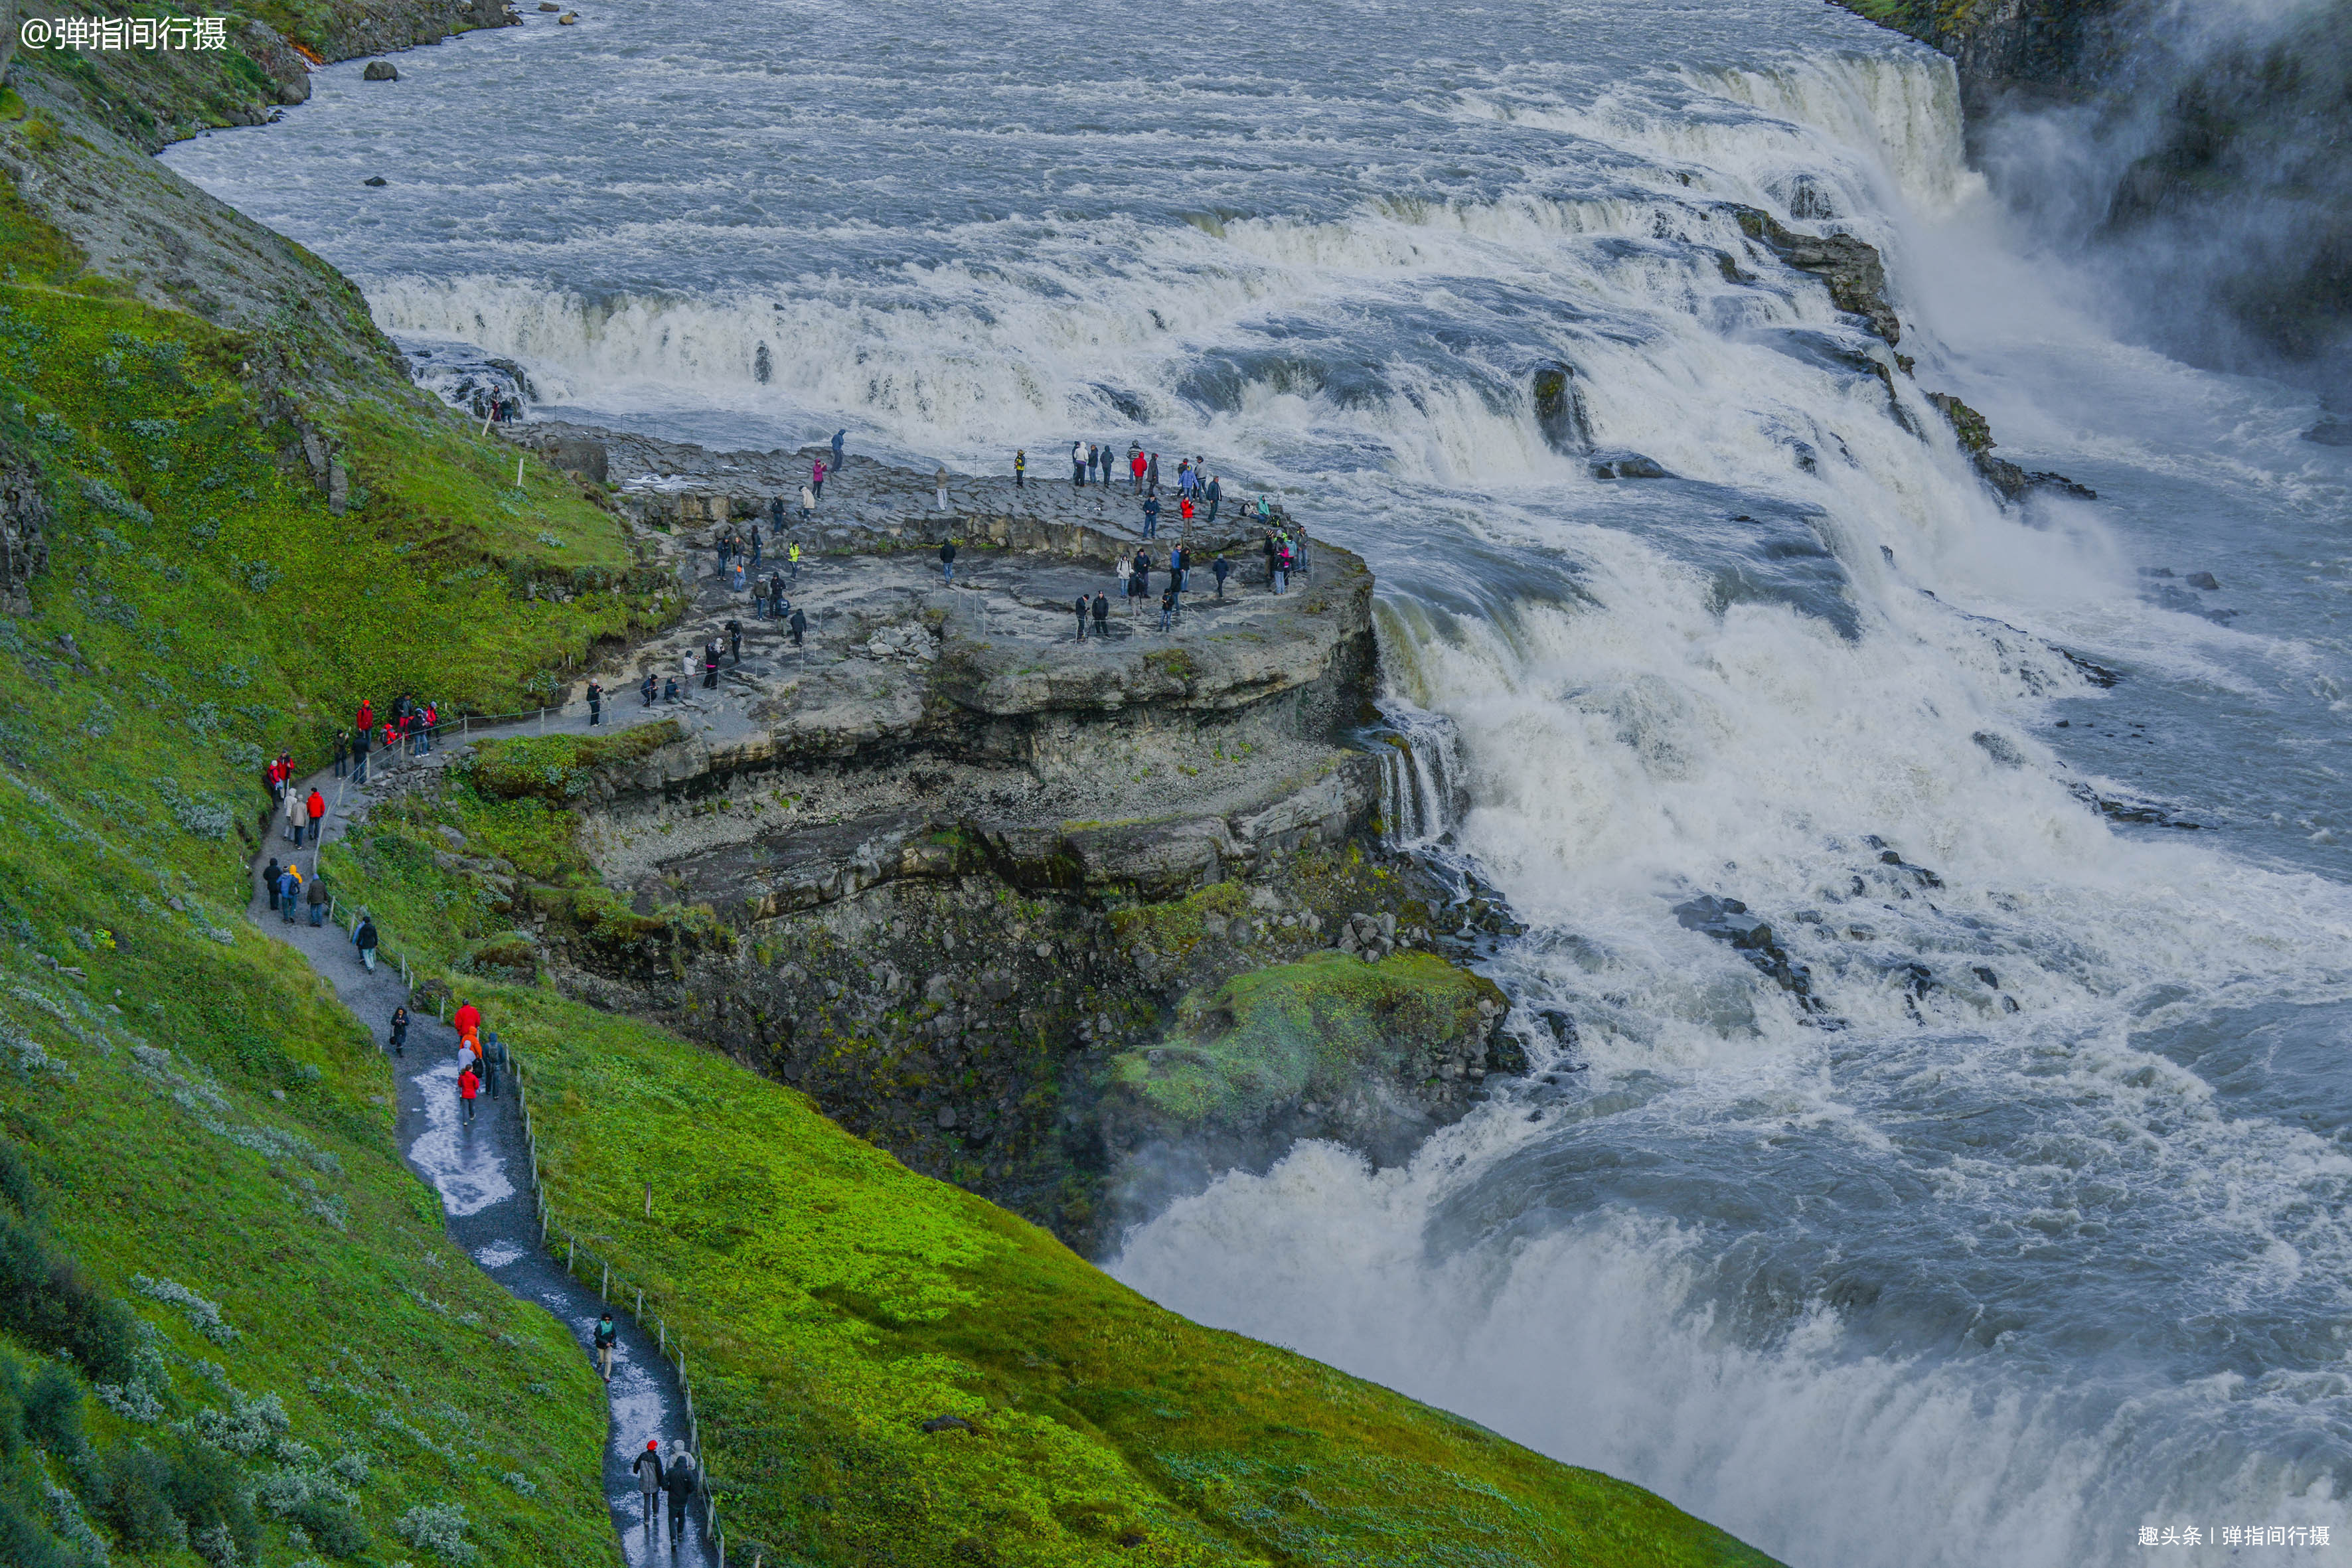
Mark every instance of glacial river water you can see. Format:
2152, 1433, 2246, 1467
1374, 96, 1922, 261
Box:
163, 2, 2352, 1561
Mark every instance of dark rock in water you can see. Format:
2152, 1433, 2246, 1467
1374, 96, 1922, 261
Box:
919, 1415, 974, 1435
538, 2, 560, 9
1673, 894, 1819, 1009
1972, 965, 2001, 989
362, 60, 398, 80
2139, 566, 2175, 578
1731, 206, 1901, 344
752, 343, 772, 384
1590, 454, 1671, 480
1533, 1007, 1580, 1053
2307, 420, 2352, 446
2055, 647, 2121, 687
1972, 730, 2027, 767
1095, 385, 1148, 424
1875, 848, 1944, 889
362, 175, 388, 187
2068, 781, 2204, 830
1531, 362, 1593, 452
1925, 391, 2093, 503
2185, 571, 2220, 590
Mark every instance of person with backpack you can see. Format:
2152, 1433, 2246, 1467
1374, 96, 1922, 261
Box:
306, 787, 326, 845
458, 1059, 480, 1125
632, 1441, 663, 1525
789, 605, 807, 647
939, 540, 957, 586
354, 913, 380, 972
593, 1312, 619, 1381
483, 1030, 507, 1099
388, 1004, 408, 1057
278, 864, 301, 923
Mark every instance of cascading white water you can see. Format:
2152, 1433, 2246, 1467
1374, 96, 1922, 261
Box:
161, 3, 2352, 1560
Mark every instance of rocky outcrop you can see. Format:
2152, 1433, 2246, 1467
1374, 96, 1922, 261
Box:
1926, 391, 2094, 503
1733, 206, 1901, 345
0, 441, 51, 615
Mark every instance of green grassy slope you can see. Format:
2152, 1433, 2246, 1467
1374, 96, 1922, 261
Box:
443, 979, 1785, 1568
0, 173, 657, 1562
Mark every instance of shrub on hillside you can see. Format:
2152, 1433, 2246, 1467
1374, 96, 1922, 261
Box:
0, 1214, 136, 1383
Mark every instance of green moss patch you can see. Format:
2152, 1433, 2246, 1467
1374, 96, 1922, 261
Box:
1109, 950, 1502, 1129
459, 720, 685, 803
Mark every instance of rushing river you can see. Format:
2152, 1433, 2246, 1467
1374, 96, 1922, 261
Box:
164, 3, 2352, 1561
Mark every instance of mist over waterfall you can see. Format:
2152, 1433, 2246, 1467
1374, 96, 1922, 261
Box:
1970, 0, 2352, 401
161, 0, 2352, 1561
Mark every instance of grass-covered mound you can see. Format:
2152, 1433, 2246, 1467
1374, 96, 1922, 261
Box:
465, 979, 1783, 1568
1109, 949, 1504, 1131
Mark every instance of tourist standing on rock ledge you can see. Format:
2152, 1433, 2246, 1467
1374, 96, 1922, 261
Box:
703, 640, 721, 689
936, 465, 950, 511
1142, 493, 1160, 538
940, 540, 957, 586
727, 618, 743, 663
832, 429, 846, 473
1206, 474, 1222, 528
799, 483, 815, 520
1092, 592, 1109, 638
769, 570, 785, 615
789, 605, 807, 647
1014, 448, 1026, 487
1213, 552, 1231, 598
769, 494, 785, 530
1071, 442, 1085, 489
1073, 593, 1089, 640
587, 679, 603, 726
1129, 445, 1145, 494
812, 456, 827, 501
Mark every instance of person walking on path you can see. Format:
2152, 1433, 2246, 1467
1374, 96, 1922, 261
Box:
305, 874, 328, 927
306, 787, 326, 846
594, 1312, 619, 1381
726, 618, 744, 664
458, 1061, 480, 1125
664, 1447, 697, 1539
1213, 552, 1231, 599
749, 523, 761, 568
1115, 552, 1132, 605
354, 913, 379, 972
455, 1000, 481, 1039
769, 494, 785, 531
333, 730, 349, 779
352, 724, 368, 785
1091, 591, 1109, 639
1073, 593, 1089, 641
702, 640, 721, 690
586, 678, 603, 726
1014, 448, 1026, 488
788, 541, 801, 584
387, 1003, 407, 1058
262, 856, 280, 905
769, 570, 785, 617
1142, 493, 1160, 539
936, 465, 951, 512
277, 865, 301, 924
1263, 531, 1277, 586
789, 605, 807, 647
1071, 441, 1086, 489
483, 1030, 506, 1099
939, 540, 957, 586
799, 483, 816, 520
633, 1441, 663, 1525
356, 696, 373, 738
283, 787, 303, 846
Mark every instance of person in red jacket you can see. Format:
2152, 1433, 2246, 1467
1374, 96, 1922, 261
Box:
454, 1000, 481, 1039
305, 787, 326, 845
459, 1062, 480, 1125
356, 696, 373, 736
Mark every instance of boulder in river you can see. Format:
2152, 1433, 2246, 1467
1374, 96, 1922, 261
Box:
362, 175, 388, 187
2185, 571, 2220, 590
362, 60, 398, 80
1590, 454, 1672, 480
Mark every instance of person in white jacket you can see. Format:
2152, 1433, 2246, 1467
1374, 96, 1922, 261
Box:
1070, 441, 1085, 489
935, 465, 949, 511
283, 785, 303, 843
